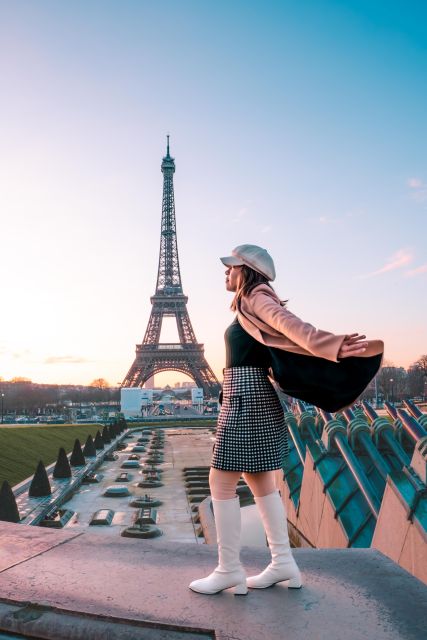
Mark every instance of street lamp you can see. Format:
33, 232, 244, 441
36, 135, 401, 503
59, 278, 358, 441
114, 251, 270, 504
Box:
374, 375, 379, 408
389, 378, 394, 404
1, 392, 4, 424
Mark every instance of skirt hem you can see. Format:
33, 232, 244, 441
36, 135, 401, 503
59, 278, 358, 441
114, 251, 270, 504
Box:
210, 462, 285, 473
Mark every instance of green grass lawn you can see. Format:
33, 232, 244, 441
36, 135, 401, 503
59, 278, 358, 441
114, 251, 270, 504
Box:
0, 424, 104, 487
0, 420, 218, 488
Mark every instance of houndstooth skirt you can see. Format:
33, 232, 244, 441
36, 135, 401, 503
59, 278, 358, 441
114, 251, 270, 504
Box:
211, 366, 289, 472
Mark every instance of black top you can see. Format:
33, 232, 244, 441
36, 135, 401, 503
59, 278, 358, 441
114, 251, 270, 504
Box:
225, 317, 272, 368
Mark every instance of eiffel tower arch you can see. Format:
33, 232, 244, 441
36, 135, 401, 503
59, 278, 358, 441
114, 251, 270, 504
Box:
122, 138, 220, 398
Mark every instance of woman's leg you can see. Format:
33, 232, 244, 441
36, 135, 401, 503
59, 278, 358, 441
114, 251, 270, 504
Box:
242, 470, 276, 497
189, 467, 247, 595
209, 467, 242, 499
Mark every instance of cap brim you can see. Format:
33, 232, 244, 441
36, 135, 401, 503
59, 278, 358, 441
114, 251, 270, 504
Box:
220, 256, 245, 266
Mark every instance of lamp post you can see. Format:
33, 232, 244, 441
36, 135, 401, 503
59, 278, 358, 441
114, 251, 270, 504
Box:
390, 378, 394, 404
1, 392, 4, 424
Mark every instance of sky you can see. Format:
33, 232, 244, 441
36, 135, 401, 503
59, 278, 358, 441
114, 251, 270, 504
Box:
0, 0, 426, 387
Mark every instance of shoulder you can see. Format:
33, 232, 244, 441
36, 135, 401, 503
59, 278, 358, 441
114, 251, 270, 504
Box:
244, 284, 281, 308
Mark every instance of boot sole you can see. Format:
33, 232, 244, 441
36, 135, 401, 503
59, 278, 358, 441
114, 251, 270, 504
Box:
189, 586, 248, 595
248, 581, 303, 589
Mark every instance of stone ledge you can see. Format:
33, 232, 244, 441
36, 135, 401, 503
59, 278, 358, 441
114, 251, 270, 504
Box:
0, 523, 426, 640
0, 521, 83, 572
0, 600, 214, 640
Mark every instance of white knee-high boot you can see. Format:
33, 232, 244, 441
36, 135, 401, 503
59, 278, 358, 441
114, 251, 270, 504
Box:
189, 496, 248, 595
247, 490, 302, 589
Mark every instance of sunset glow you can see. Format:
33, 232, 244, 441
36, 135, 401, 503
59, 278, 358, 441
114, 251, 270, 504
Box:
0, 1, 426, 387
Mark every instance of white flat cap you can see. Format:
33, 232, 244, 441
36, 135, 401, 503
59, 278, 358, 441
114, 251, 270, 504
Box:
220, 244, 276, 281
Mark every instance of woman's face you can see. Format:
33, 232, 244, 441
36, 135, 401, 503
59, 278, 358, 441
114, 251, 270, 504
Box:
225, 265, 242, 292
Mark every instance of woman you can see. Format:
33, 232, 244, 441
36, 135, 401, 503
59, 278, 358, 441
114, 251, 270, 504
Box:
189, 244, 384, 596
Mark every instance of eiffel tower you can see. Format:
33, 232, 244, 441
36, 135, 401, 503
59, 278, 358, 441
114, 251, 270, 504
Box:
122, 137, 220, 398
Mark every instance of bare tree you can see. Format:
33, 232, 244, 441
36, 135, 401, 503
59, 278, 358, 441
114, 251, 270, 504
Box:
407, 365, 425, 398
377, 363, 406, 402
415, 355, 427, 375
413, 355, 427, 400
89, 378, 110, 389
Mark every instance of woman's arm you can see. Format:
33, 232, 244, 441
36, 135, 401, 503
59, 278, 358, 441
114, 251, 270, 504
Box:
251, 291, 352, 362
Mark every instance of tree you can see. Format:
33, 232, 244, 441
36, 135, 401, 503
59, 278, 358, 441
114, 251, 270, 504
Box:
10, 377, 32, 383
377, 363, 406, 402
89, 378, 110, 389
413, 355, 427, 400
407, 365, 424, 398
414, 355, 427, 376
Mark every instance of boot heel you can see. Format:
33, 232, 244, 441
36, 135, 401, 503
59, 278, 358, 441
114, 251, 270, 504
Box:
288, 576, 302, 589
234, 582, 248, 595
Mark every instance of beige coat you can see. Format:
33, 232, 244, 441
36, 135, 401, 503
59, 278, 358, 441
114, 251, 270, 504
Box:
237, 284, 384, 363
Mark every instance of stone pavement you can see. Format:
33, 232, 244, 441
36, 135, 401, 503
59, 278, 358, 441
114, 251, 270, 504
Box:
59, 428, 215, 543
0, 521, 426, 640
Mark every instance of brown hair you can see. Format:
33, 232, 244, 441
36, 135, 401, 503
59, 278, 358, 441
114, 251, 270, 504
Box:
230, 265, 288, 312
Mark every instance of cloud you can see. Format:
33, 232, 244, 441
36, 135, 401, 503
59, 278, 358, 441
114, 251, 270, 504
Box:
231, 207, 248, 223
314, 209, 361, 224
356, 248, 414, 279
313, 215, 339, 224
261, 225, 271, 233
405, 263, 427, 277
0, 346, 32, 359
12, 349, 31, 359
371, 248, 413, 275
375, 248, 413, 274
407, 178, 423, 189
407, 177, 427, 202
44, 355, 90, 364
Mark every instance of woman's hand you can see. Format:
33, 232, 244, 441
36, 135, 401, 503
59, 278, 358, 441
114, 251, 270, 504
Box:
337, 333, 368, 359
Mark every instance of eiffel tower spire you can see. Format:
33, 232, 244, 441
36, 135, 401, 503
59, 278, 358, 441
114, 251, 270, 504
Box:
122, 138, 220, 398
156, 136, 182, 294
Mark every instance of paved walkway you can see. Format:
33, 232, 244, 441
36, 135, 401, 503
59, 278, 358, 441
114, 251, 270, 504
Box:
0, 521, 426, 640
59, 428, 215, 542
